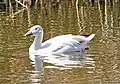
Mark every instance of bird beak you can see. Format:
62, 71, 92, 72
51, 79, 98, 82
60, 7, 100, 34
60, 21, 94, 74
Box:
24, 31, 33, 36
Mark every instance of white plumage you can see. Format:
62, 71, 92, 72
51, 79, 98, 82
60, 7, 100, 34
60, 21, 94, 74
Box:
25, 25, 95, 54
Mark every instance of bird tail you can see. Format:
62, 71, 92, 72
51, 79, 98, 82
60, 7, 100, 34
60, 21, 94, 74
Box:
86, 34, 95, 41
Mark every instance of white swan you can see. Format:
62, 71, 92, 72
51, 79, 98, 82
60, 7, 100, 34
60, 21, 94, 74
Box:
25, 25, 95, 54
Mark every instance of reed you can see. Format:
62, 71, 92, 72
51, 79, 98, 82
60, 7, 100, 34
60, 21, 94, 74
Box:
1, 0, 118, 10
0, 0, 119, 19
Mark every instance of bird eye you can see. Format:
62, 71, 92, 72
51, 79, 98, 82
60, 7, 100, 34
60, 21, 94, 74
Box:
35, 28, 38, 30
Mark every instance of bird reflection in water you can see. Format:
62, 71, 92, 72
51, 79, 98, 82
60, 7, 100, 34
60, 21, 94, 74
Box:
29, 55, 44, 83
29, 49, 95, 70
28, 50, 95, 83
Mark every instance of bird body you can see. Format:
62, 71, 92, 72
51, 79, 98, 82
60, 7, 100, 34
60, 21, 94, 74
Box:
25, 25, 95, 55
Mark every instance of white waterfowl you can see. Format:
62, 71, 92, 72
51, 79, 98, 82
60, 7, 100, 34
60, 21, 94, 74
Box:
25, 25, 95, 54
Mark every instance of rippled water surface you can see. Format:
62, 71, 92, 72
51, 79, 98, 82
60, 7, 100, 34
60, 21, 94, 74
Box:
0, 1, 120, 84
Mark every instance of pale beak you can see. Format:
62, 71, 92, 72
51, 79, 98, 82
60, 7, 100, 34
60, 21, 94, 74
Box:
24, 31, 33, 36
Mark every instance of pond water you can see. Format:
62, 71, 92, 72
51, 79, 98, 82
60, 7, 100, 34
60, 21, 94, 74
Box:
0, 1, 120, 84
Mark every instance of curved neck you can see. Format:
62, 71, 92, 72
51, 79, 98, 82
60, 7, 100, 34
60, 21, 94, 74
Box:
29, 32, 43, 52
